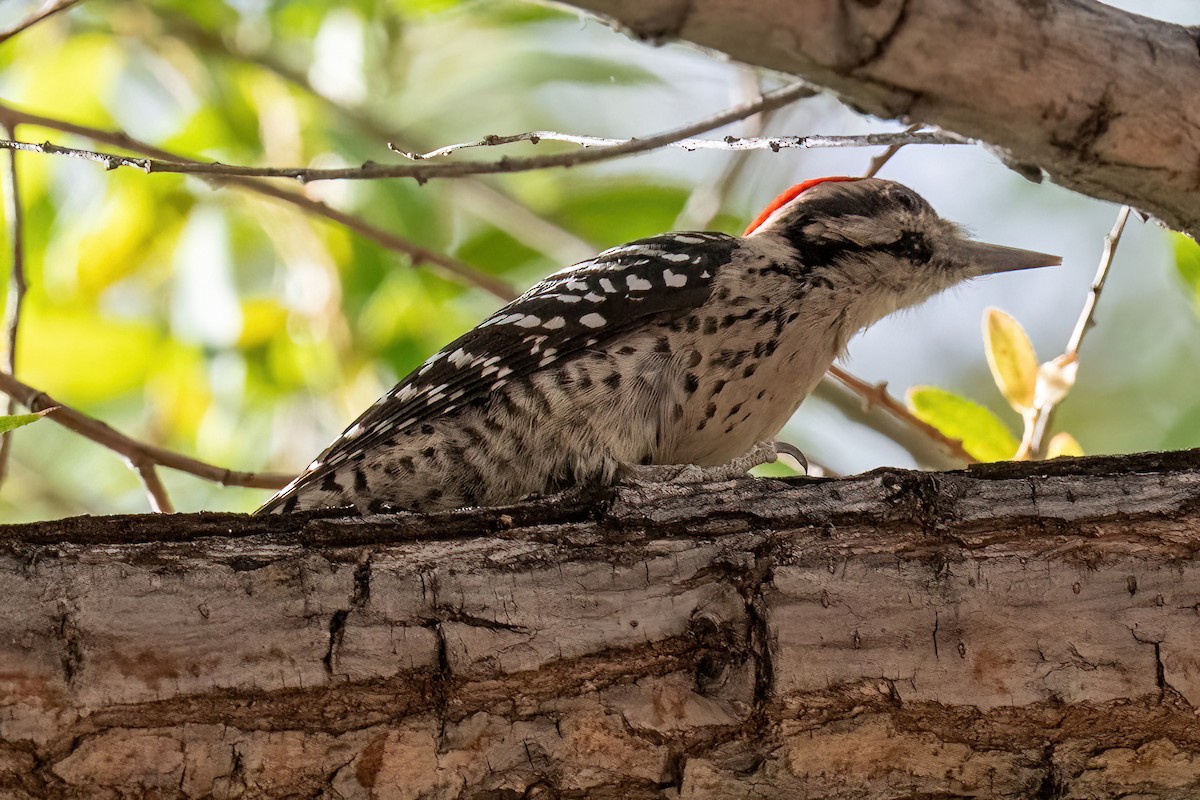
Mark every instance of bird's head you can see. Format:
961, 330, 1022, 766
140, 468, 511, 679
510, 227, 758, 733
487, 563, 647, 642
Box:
744, 177, 1060, 311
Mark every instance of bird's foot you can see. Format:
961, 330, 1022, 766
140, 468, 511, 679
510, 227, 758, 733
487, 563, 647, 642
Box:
621, 440, 806, 486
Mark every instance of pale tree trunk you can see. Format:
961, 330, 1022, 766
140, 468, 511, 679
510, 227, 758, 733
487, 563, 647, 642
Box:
556, 0, 1200, 239
1, 450, 1198, 798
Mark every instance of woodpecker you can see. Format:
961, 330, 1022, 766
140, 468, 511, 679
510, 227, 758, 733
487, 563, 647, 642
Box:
258, 177, 1058, 514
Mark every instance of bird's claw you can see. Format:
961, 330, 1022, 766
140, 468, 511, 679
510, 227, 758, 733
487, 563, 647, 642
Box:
773, 441, 809, 473
621, 439, 807, 487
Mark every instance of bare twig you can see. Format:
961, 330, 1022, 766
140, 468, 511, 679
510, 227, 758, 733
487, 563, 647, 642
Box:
0, 0, 84, 44
0, 82, 826, 184
826, 365, 975, 463
0, 122, 26, 487
862, 124, 924, 178
401, 129, 963, 161
0, 127, 962, 184
1065, 206, 1130, 357
0, 370, 293, 497
133, 461, 174, 513
0, 102, 517, 299
1023, 205, 1131, 458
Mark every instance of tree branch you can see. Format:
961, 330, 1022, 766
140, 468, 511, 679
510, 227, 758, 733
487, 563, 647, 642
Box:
862, 123, 923, 178
827, 364, 975, 463
2, 450, 1199, 797
131, 460, 174, 513
555, 0, 1200, 238
0, 369, 291, 494
0, 124, 960, 186
399, 129, 962, 160
0, 82, 818, 183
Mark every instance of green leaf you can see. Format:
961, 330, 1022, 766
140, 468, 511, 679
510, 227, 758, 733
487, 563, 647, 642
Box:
1173, 234, 1200, 316
983, 307, 1038, 413
907, 386, 1020, 462
0, 409, 55, 434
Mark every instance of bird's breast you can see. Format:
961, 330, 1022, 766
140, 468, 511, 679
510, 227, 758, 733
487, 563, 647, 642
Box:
660, 297, 837, 466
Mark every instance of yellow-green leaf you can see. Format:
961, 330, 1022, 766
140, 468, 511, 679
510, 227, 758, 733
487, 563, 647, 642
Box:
907, 386, 1020, 462
983, 307, 1038, 413
1046, 432, 1085, 459
0, 408, 55, 434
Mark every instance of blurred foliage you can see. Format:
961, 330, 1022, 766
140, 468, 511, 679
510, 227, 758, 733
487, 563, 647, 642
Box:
0, 0, 1194, 521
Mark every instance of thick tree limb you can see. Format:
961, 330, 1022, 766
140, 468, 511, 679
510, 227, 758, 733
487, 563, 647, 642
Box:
556, 0, 1200, 238
2, 450, 1199, 797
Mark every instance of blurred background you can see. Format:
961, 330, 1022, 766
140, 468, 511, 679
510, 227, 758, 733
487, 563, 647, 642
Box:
0, 0, 1195, 521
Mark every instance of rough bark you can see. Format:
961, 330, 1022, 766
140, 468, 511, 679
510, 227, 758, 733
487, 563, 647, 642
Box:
554, 0, 1200, 239
0, 450, 1198, 797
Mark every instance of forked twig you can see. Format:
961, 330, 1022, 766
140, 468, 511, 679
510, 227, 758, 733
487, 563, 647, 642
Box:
1022, 205, 1130, 458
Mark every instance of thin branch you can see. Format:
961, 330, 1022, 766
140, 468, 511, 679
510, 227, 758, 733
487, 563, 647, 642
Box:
1025, 205, 1131, 458
1066, 206, 1130, 357
826, 365, 976, 464
0, 122, 26, 487
810, 378, 965, 471
0, 369, 293, 492
230, 176, 517, 299
0, 102, 517, 300
0, 0, 84, 44
400, 129, 963, 161
132, 460, 174, 513
862, 124, 924, 179
0, 82, 825, 183
0, 128, 962, 185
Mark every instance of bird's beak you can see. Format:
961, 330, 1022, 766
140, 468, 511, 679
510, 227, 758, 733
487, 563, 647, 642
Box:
948, 239, 1062, 275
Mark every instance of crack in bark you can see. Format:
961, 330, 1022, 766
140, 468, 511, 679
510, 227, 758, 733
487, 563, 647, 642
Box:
849, 0, 912, 70
744, 551, 776, 765
932, 609, 940, 660
55, 604, 82, 685
1034, 743, 1064, 800
321, 609, 350, 676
